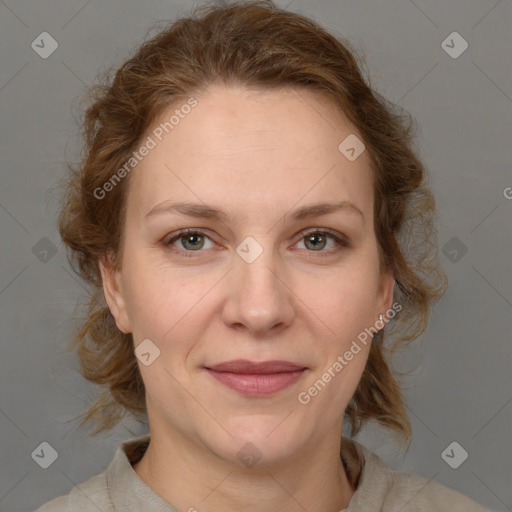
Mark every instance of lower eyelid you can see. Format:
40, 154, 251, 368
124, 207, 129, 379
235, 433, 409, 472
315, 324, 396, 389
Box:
164, 230, 349, 253
296, 229, 350, 249
166, 231, 215, 250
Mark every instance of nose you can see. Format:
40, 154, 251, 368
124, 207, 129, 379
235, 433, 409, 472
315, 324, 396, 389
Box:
222, 240, 295, 337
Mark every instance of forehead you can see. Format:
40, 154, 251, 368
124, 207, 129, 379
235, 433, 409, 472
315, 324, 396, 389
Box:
125, 85, 374, 223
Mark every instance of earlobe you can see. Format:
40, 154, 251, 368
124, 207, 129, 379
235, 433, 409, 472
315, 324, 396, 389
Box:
99, 254, 132, 334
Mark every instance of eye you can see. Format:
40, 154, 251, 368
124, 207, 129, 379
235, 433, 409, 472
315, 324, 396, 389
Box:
163, 228, 349, 258
164, 229, 215, 255
294, 229, 349, 254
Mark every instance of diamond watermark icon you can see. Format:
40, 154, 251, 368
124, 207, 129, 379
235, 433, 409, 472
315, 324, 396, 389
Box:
236, 236, 263, 264
441, 441, 468, 469
135, 338, 161, 366
338, 134, 365, 161
441, 32, 468, 59
32, 237, 58, 263
31, 441, 59, 469
31, 32, 59, 59
442, 236, 468, 263
237, 442, 262, 468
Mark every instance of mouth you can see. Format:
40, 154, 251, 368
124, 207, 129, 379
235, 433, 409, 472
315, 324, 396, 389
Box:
204, 359, 307, 396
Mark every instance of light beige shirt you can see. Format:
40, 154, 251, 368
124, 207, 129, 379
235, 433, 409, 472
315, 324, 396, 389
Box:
35, 434, 494, 511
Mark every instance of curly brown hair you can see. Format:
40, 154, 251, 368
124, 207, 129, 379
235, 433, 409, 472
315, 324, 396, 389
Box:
58, 0, 447, 448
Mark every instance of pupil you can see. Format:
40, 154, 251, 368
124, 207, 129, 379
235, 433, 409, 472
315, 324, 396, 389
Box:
184, 234, 203, 250
307, 233, 325, 251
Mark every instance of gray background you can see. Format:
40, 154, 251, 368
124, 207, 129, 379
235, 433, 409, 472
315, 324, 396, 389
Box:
0, 0, 511, 511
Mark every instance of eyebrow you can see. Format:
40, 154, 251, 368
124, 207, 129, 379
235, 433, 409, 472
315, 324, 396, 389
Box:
145, 200, 365, 224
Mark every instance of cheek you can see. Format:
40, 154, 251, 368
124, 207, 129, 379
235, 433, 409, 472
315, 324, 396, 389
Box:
121, 252, 216, 345
303, 262, 381, 343
121, 235, 381, 350
297, 269, 377, 410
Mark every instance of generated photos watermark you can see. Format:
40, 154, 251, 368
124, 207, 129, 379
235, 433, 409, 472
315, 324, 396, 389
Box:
297, 301, 402, 405
93, 97, 198, 200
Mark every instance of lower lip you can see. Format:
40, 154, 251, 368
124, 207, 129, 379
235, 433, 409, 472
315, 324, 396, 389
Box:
205, 369, 306, 396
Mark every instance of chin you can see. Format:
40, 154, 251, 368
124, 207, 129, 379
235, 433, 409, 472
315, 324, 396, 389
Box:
204, 414, 312, 468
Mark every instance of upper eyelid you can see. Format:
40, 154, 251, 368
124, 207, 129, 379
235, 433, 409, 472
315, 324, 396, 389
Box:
165, 228, 348, 248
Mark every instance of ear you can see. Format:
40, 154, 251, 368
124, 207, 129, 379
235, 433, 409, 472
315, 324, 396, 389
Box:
376, 269, 395, 322
99, 253, 132, 334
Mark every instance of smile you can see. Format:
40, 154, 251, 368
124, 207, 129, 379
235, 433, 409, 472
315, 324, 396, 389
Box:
204, 360, 307, 396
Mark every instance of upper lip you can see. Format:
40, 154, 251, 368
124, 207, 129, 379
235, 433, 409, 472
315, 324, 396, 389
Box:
205, 359, 306, 374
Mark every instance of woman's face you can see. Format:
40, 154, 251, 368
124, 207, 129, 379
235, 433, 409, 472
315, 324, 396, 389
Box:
101, 85, 394, 466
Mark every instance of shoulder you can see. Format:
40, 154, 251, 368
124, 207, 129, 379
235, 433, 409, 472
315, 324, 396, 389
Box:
345, 440, 496, 512
34, 471, 112, 512
33, 434, 151, 512
34, 494, 68, 512
385, 468, 494, 512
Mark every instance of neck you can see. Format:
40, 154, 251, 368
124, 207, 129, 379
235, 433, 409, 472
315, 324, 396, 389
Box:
132, 425, 355, 512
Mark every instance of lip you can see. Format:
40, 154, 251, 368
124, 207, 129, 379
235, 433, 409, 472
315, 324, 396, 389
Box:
206, 359, 306, 374
204, 359, 307, 396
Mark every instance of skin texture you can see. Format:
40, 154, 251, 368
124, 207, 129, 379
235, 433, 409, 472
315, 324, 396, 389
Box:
100, 85, 395, 512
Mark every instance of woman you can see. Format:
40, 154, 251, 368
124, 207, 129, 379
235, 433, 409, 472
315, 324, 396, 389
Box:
36, 1, 494, 510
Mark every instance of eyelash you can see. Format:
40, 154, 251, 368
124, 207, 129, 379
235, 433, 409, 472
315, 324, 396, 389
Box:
162, 228, 350, 258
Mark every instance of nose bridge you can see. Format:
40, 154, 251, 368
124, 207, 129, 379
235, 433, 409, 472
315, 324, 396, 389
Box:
224, 235, 294, 334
